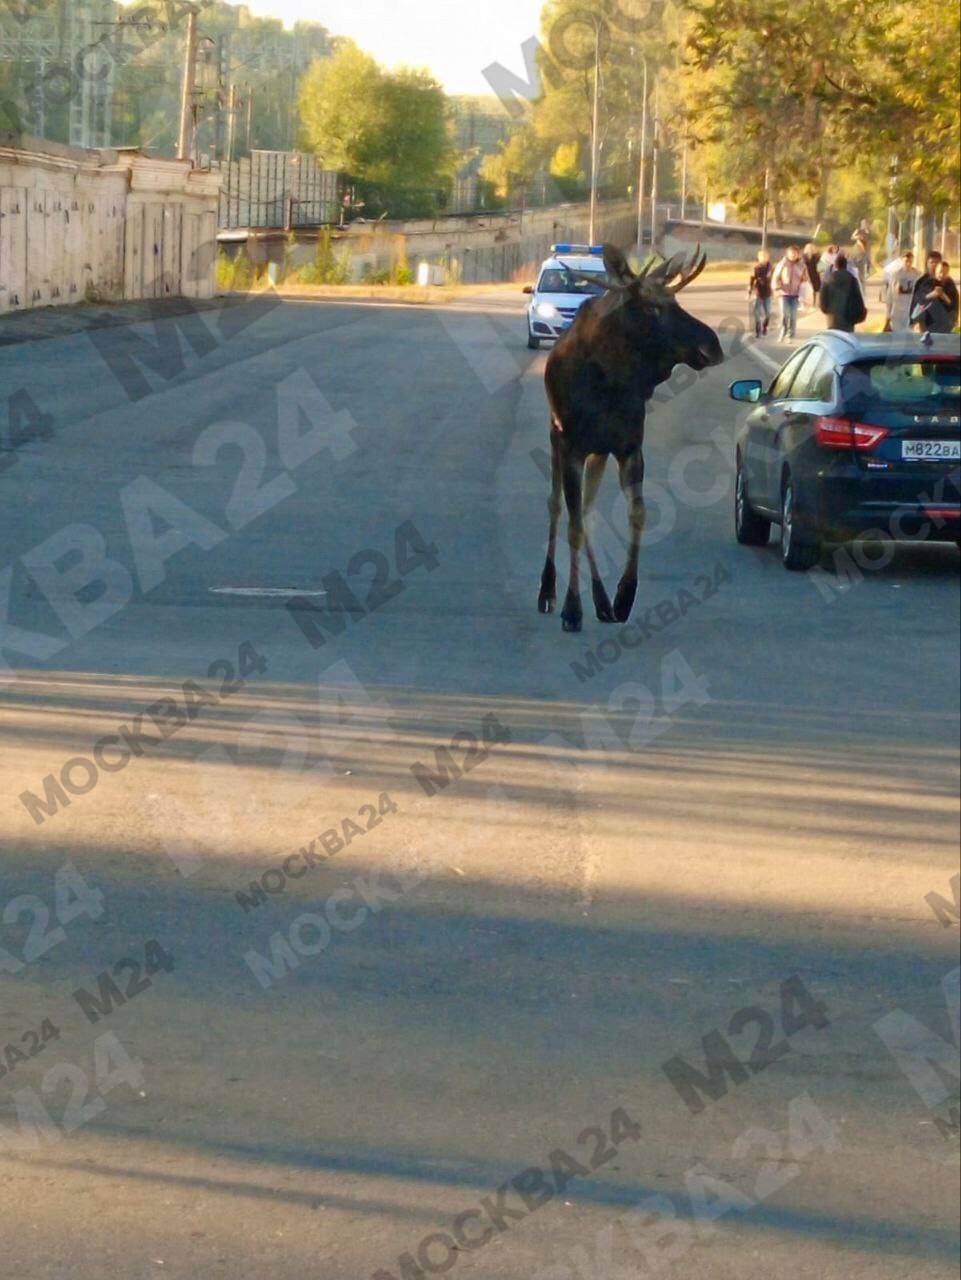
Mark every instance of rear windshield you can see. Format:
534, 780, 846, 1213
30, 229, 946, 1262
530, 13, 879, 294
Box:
538, 268, 610, 295
841, 359, 961, 413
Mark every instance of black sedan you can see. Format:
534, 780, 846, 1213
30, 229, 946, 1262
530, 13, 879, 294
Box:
730, 332, 961, 569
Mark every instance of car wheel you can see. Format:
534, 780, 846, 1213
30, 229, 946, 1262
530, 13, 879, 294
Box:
527, 331, 541, 350
735, 454, 771, 546
780, 472, 820, 571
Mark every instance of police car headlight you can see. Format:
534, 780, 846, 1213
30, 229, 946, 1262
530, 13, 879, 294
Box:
535, 303, 559, 320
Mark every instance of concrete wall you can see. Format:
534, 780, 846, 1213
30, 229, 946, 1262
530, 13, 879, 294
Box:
341, 201, 639, 284
0, 135, 220, 315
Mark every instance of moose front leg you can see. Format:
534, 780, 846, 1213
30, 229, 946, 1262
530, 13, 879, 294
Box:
614, 448, 647, 623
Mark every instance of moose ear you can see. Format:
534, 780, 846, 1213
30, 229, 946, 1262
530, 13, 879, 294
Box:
602, 244, 636, 287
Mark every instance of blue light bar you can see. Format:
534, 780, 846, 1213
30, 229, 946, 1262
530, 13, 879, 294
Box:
551, 243, 605, 256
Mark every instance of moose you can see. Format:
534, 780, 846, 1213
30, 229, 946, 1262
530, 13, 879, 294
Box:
539, 244, 724, 632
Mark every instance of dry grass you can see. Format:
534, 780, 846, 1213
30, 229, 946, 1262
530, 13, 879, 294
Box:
223, 283, 456, 306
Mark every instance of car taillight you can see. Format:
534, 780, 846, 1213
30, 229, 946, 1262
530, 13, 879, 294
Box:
814, 416, 890, 451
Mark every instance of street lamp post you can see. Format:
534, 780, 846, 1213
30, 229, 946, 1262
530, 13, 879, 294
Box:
886, 156, 898, 256
635, 55, 648, 254
176, 5, 199, 162
761, 165, 770, 251
649, 81, 659, 254
588, 20, 601, 244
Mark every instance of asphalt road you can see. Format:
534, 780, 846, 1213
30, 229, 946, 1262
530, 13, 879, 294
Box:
0, 284, 958, 1279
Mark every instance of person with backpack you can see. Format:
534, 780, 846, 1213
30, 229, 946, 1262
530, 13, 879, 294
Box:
819, 253, 868, 332
771, 245, 806, 341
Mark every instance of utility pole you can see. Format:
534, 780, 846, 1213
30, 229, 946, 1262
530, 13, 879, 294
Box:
588, 20, 601, 244
649, 81, 659, 254
635, 55, 648, 253
214, 33, 229, 163
912, 203, 924, 261
177, 4, 199, 162
225, 83, 238, 164
680, 135, 688, 221
885, 156, 898, 256
761, 165, 770, 251
245, 86, 254, 152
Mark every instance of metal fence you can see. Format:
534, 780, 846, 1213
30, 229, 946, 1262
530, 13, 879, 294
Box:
218, 151, 338, 230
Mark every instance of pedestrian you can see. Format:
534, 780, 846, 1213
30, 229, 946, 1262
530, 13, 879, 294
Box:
818, 243, 839, 279
915, 260, 959, 333
819, 253, 867, 332
849, 226, 871, 289
885, 250, 920, 332
772, 244, 806, 340
748, 248, 773, 337
801, 242, 821, 310
910, 250, 943, 323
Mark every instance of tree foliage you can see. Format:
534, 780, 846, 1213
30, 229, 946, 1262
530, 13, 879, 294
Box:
298, 42, 452, 218
682, 0, 960, 218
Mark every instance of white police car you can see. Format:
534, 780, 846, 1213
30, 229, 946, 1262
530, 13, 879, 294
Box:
524, 244, 610, 349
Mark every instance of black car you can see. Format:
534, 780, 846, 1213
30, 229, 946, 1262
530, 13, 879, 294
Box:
730, 332, 961, 569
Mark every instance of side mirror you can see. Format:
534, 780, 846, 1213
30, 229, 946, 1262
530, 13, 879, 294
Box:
522, 285, 534, 295
729, 379, 763, 404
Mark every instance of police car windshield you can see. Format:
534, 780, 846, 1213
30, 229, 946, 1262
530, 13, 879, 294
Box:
538, 267, 609, 295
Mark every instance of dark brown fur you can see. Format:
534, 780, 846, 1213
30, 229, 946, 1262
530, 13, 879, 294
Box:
539, 244, 724, 632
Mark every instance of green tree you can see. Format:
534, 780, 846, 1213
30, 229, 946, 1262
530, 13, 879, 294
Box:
480, 125, 548, 200
297, 42, 382, 171
298, 43, 452, 217
681, 0, 960, 223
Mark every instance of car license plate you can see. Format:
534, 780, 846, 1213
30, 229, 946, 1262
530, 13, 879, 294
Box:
902, 439, 961, 461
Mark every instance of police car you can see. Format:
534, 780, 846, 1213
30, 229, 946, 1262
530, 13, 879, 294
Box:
524, 244, 610, 349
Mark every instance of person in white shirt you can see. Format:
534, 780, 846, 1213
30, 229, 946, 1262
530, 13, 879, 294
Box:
885, 251, 920, 331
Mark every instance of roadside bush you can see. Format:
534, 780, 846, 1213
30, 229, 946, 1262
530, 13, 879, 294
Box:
391, 251, 413, 286
216, 249, 256, 293
298, 231, 352, 285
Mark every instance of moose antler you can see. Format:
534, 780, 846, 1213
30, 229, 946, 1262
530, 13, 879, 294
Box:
666, 246, 707, 293
639, 246, 706, 293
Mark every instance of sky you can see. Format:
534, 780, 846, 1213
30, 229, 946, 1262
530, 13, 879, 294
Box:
229, 0, 545, 95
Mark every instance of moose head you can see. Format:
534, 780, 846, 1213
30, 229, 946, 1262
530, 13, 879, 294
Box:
599, 244, 724, 386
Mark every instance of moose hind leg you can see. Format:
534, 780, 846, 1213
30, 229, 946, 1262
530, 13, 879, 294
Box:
561, 453, 586, 633
538, 429, 563, 614
614, 449, 647, 623
583, 452, 614, 623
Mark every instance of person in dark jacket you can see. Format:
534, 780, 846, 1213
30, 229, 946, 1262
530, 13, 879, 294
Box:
802, 242, 821, 302
819, 253, 867, 332
917, 260, 959, 333
748, 248, 773, 336
910, 250, 942, 322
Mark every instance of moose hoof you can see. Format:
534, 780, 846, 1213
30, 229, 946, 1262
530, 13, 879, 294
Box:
592, 584, 615, 622
561, 590, 582, 632
613, 582, 637, 623
538, 594, 556, 614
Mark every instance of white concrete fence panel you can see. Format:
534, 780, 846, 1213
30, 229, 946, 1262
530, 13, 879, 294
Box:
0, 135, 220, 315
